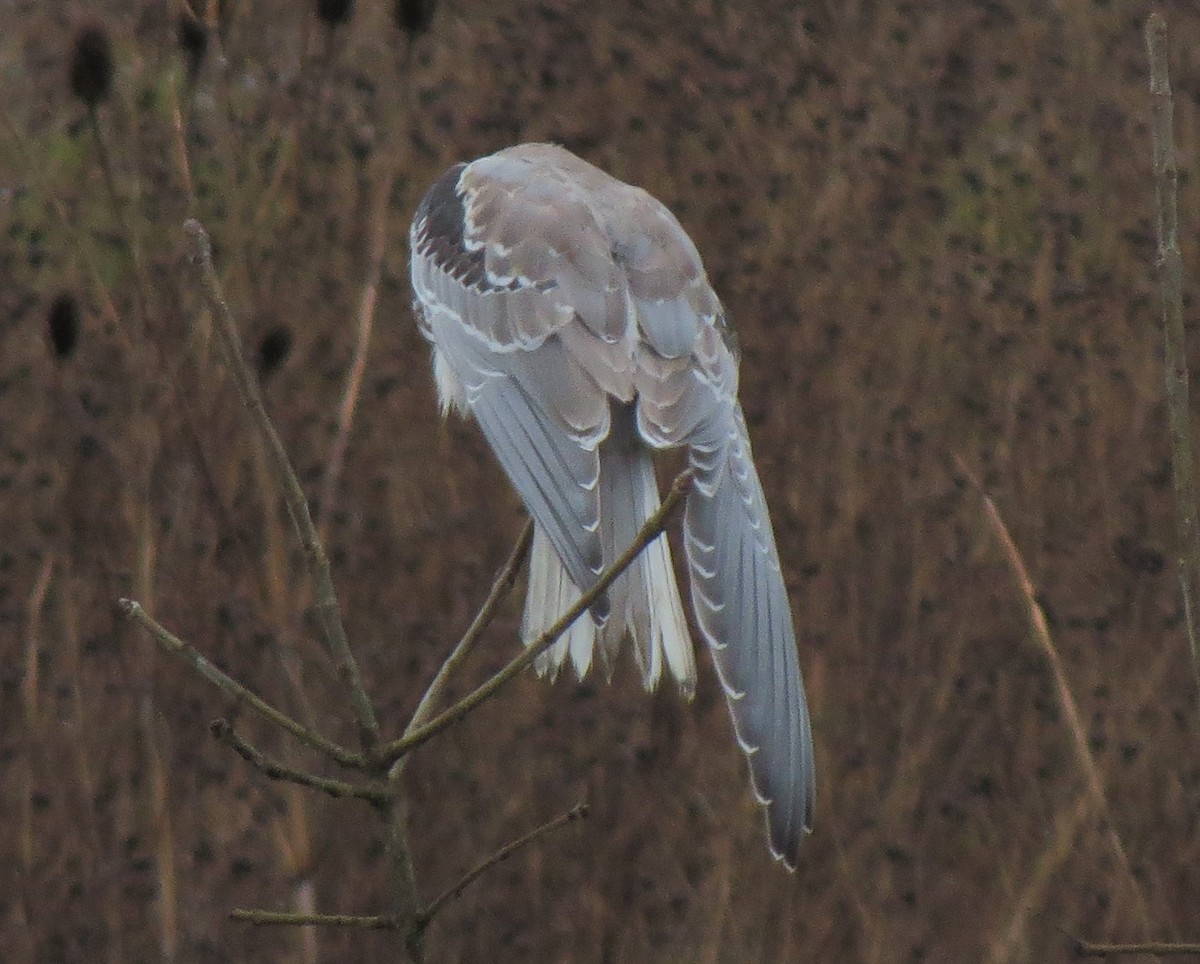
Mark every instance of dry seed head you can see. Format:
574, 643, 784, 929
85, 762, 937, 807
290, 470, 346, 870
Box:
47, 294, 81, 360
177, 13, 207, 79
394, 0, 436, 37
69, 25, 113, 108
317, 0, 355, 28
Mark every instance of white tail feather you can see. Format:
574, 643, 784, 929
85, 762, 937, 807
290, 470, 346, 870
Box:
521, 407, 696, 694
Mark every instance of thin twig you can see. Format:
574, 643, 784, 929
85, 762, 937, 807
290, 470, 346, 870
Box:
317, 166, 395, 544
416, 803, 588, 931
118, 599, 364, 769
231, 909, 397, 929
406, 520, 534, 733
954, 458, 1152, 933
1146, 13, 1200, 697
210, 720, 388, 802
374, 471, 693, 768
1073, 937, 1200, 958
182, 218, 380, 748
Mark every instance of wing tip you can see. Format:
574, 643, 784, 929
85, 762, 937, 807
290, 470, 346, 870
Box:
765, 798, 814, 873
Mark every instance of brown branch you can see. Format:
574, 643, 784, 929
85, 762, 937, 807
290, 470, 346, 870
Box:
416, 802, 588, 931
406, 520, 534, 733
1074, 936, 1200, 958
231, 909, 397, 929
210, 720, 388, 802
182, 218, 380, 748
119, 599, 364, 769
373, 471, 692, 768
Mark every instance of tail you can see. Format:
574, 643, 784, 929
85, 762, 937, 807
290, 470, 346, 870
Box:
683, 405, 815, 869
522, 404, 696, 694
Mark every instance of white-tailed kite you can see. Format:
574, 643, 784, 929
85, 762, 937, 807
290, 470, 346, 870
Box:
409, 143, 814, 868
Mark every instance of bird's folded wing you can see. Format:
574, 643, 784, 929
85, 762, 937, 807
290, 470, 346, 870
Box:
410, 154, 620, 601
684, 406, 815, 867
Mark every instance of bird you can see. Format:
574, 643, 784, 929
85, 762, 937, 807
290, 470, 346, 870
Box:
408, 143, 814, 868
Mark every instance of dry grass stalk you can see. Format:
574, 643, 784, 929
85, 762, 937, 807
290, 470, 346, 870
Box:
317, 165, 395, 546
956, 457, 1152, 940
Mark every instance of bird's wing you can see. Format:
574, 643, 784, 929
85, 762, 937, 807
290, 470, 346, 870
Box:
583, 162, 816, 865
409, 151, 625, 598
683, 403, 816, 868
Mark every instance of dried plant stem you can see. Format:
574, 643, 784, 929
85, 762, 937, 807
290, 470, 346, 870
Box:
182, 218, 380, 748
119, 599, 364, 768
406, 520, 534, 732
210, 720, 388, 802
317, 166, 395, 544
1146, 13, 1200, 696
988, 793, 1091, 964
375, 471, 693, 768
955, 458, 1151, 935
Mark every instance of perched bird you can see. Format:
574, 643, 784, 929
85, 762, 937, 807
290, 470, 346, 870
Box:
409, 143, 814, 867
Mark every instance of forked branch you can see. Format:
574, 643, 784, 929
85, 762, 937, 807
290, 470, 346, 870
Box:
183, 218, 380, 748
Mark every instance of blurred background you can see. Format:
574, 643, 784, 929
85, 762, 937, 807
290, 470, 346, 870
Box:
3, 0, 1200, 960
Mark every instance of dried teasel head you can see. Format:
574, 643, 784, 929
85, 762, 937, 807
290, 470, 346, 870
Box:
177, 11, 208, 80
394, 0, 436, 38
316, 0, 355, 28
47, 293, 81, 360
69, 24, 113, 108
256, 326, 293, 379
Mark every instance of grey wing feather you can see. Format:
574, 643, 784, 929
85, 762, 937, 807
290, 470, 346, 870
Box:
470, 372, 605, 596
410, 150, 615, 606
684, 405, 815, 868
415, 301, 607, 610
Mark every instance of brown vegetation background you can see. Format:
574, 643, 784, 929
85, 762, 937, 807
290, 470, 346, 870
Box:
4, 0, 1200, 960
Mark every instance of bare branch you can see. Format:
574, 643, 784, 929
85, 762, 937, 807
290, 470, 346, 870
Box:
210, 720, 388, 802
1073, 936, 1200, 958
231, 909, 397, 929
417, 802, 588, 931
182, 218, 379, 748
406, 520, 534, 733
374, 471, 692, 768
119, 599, 364, 769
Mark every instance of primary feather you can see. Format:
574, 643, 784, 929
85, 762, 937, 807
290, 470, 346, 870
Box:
409, 143, 814, 867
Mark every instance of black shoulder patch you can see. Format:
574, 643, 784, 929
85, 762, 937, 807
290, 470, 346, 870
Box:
412, 162, 488, 288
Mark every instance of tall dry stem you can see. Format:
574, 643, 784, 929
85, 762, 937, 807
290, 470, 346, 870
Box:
1146, 13, 1200, 697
